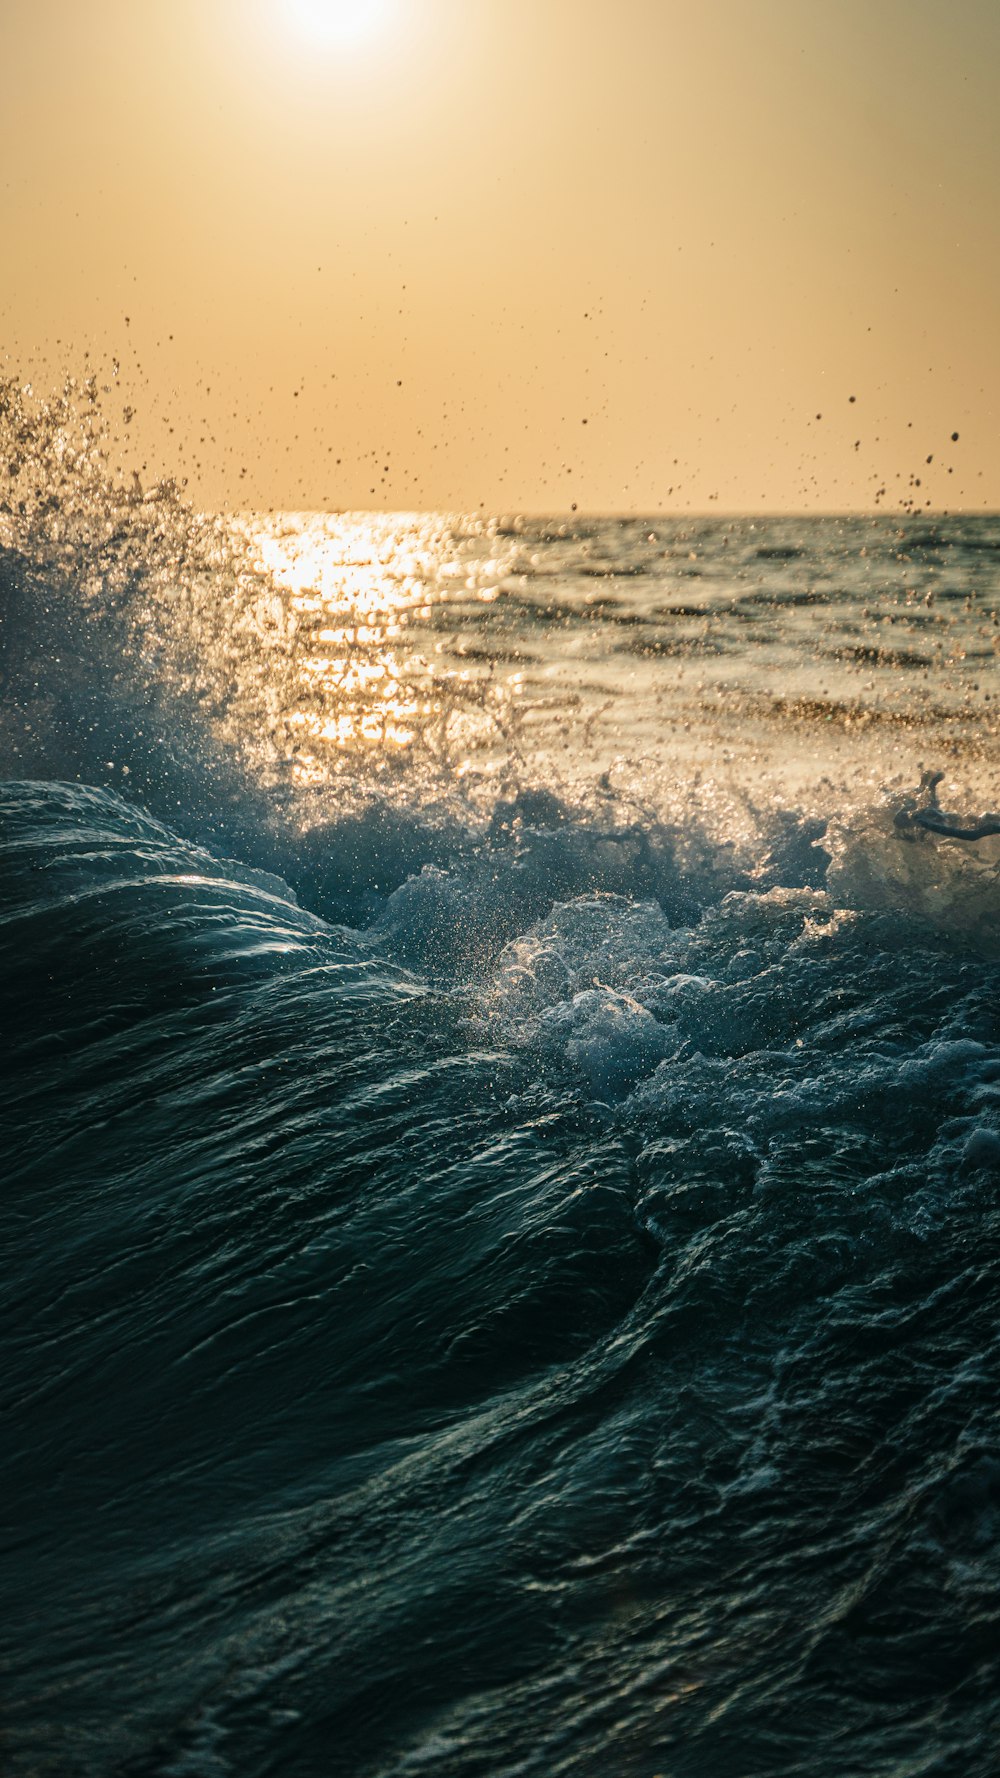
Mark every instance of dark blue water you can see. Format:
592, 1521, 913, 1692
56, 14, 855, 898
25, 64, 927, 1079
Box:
2, 399, 1000, 1774
3, 774, 999, 1777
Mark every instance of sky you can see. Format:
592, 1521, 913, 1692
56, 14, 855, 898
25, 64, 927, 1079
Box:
2, 0, 998, 513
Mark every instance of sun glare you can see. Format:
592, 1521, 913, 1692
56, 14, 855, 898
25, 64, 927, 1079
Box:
285, 0, 389, 47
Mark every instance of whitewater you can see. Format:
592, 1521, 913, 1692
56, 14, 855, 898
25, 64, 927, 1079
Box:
2, 376, 999, 1776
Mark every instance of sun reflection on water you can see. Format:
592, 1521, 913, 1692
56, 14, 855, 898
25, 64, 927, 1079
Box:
238, 513, 527, 787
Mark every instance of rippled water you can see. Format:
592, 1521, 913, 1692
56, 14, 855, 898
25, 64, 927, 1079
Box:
2, 381, 1000, 1775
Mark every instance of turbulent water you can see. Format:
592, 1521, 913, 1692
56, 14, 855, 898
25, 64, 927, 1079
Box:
2, 380, 1000, 1776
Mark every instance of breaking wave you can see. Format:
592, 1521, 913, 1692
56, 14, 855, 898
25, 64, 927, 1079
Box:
2, 372, 1000, 1776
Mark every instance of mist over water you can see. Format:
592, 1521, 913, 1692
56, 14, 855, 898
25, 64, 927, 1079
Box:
2, 377, 1000, 1775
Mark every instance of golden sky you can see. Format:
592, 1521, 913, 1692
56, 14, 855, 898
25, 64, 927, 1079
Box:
2, 0, 998, 512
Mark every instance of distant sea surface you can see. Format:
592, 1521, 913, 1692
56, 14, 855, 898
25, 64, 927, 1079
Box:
3, 470, 1000, 1774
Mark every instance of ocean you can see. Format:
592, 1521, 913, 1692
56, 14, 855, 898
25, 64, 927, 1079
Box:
2, 379, 1000, 1775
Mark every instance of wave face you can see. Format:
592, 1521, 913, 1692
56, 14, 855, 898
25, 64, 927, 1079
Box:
4, 780, 1000, 1778
3, 382, 1000, 1774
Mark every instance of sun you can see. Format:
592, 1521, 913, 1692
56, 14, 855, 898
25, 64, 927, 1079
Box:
285, 0, 389, 47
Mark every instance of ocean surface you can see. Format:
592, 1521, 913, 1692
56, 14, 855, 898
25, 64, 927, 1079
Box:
2, 381, 1000, 1775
